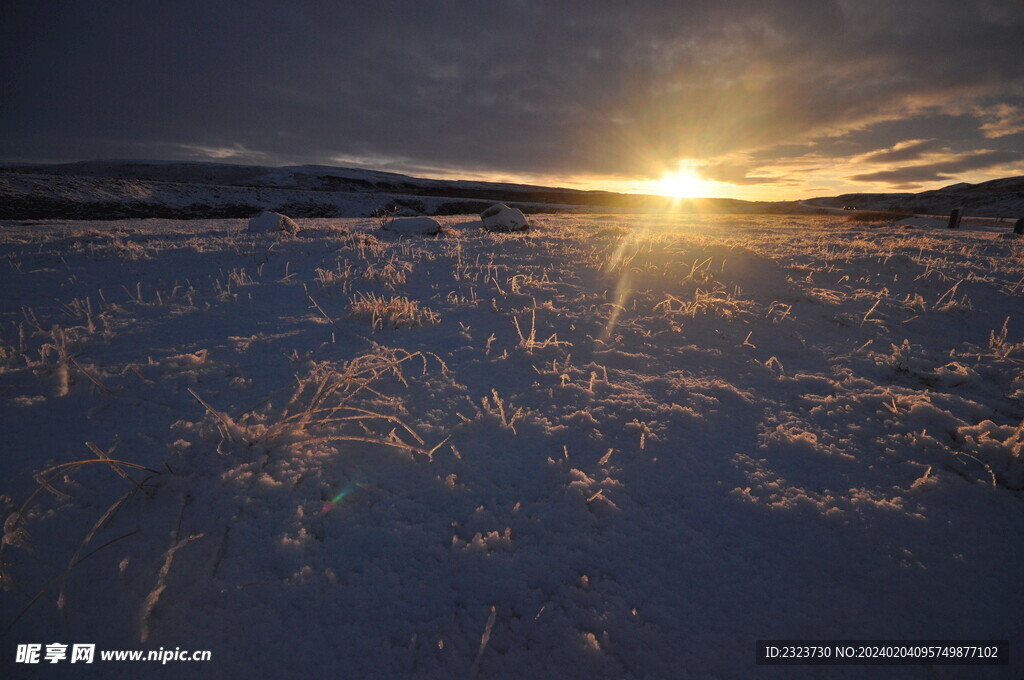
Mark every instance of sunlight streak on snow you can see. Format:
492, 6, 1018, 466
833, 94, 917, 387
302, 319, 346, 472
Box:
601, 271, 631, 342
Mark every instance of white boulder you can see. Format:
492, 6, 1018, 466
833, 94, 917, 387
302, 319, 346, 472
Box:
480, 204, 529, 232
246, 211, 300, 236
385, 216, 442, 236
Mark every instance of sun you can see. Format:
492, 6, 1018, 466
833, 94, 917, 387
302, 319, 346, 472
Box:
656, 169, 708, 199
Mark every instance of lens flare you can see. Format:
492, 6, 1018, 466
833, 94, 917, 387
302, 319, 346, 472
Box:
321, 483, 359, 513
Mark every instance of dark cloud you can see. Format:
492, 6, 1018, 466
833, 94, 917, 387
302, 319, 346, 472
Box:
848, 150, 1024, 184
976, 103, 1024, 138
748, 109, 1020, 167
1, 0, 1022, 191
860, 139, 946, 163
700, 162, 794, 185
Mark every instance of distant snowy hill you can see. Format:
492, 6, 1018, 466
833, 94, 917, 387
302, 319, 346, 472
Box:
1, 160, 1021, 219
0, 160, 753, 219
815, 176, 1024, 218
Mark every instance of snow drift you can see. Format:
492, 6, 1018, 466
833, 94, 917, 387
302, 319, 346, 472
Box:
385, 216, 443, 236
246, 210, 300, 235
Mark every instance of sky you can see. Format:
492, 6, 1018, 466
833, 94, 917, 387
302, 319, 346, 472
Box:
1, 0, 1022, 201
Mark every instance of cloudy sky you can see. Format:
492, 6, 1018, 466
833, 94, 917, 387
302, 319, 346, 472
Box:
1, 0, 1022, 200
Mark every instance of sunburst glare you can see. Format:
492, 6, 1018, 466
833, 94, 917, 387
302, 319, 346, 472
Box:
656, 166, 711, 199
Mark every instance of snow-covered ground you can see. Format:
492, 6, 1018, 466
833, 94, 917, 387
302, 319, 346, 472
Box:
0, 214, 1021, 678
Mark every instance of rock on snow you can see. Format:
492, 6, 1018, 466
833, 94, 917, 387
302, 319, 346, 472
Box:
481, 203, 529, 232
246, 211, 300, 235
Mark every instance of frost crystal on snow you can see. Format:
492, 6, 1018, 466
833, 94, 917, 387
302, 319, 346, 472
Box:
2, 512, 29, 549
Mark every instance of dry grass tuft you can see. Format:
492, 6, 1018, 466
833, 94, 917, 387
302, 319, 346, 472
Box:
347, 293, 439, 330
655, 289, 752, 319
204, 347, 448, 459
362, 255, 413, 288
1, 450, 159, 630
513, 308, 571, 352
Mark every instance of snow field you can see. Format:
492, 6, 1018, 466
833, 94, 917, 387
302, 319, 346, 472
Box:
0, 214, 1021, 679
